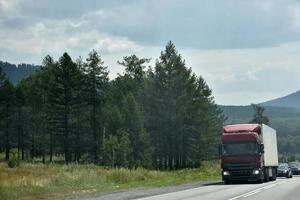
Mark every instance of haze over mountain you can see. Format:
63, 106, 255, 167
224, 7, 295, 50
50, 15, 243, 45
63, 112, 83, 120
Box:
260, 90, 300, 108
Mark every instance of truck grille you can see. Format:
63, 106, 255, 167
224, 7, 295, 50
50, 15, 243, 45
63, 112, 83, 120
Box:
224, 162, 256, 170
231, 170, 252, 177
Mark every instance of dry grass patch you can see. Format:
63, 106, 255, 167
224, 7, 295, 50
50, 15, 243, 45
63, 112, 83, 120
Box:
0, 161, 220, 200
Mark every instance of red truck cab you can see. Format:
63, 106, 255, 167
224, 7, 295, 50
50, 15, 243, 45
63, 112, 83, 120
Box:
221, 124, 278, 184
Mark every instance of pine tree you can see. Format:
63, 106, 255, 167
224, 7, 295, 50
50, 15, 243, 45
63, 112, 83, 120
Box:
0, 79, 15, 160
188, 76, 224, 165
73, 57, 87, 163
84, 50, 109, 163
15, 85, 25, 159
47, 53, 80, 164
145, 41, 224, 169
41, 55, 57, 162
250, 104, 269, 125
19, 73, 45, 161
110, 55, 151, 168
146, 41, 194, 169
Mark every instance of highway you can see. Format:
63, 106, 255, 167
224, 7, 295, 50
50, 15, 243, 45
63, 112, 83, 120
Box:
135, 177, 300, 200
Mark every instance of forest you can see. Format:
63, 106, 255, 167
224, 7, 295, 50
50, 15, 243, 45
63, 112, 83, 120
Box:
0, 42, 225, 170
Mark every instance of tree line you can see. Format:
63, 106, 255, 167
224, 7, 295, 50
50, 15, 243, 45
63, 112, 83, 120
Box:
0, 42, 225, 170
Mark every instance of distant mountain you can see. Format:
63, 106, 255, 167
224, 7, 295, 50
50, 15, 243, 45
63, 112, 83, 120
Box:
0, 60, 40, 84
260, 91, 300, 108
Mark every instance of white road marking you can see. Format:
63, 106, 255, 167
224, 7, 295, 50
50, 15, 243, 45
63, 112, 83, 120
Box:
263, 184, 276, 190
242, 190, 261, 198
228, 188, 262, 200
228, 181, 288, 200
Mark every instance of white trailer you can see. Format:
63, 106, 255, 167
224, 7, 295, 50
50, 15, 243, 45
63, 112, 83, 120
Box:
261, 124, 278, 167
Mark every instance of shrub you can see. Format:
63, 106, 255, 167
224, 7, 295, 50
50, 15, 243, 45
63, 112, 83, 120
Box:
7, 158, 20, 168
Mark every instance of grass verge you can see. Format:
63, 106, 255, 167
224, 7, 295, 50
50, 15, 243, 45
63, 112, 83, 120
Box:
0, 161, 220, 200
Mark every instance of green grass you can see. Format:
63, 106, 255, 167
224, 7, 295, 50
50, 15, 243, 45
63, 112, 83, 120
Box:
0, 161, 220, 200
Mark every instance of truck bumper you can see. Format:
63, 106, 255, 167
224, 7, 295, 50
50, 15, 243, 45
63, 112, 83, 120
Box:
222, 169, 263, 182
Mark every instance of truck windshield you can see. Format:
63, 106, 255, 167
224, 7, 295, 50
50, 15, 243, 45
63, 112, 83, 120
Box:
222, 142, 259, 156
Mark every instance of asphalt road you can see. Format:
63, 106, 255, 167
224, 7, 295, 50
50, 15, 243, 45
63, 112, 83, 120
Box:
135, 177, 300, 200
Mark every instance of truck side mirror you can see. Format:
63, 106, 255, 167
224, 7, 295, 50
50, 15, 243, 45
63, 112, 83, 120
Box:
260, 144, 264, 154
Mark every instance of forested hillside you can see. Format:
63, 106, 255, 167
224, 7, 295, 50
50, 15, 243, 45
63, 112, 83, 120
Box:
0, 61, 40, 84
260, 90, 300, 108
0, 42, 225, 169
221, 105, 300, 160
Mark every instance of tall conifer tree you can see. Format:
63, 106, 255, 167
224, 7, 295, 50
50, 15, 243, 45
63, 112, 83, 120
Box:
84, 50, 109, 163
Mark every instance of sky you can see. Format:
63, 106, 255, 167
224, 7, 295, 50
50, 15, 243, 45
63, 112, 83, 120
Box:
1, 0, 300, 105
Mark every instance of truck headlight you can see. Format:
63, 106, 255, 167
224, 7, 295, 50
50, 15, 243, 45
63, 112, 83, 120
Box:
223, 171, 230, 176
252, 170, 260, 175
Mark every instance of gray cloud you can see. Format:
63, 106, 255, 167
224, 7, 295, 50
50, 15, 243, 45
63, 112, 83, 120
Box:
59, 0, 300, 49
1, 0, 300, 105
16, 0, 129, 19
2, 0, 300, 49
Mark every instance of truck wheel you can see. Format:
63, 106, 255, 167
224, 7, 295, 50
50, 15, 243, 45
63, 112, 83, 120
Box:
271, 168, 276, 181
264, 169, 269, 182
258, 178, 264, 183
224, 180, 230, 185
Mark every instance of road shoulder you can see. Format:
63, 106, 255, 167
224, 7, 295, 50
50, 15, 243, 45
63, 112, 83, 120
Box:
77, 180, 222, 200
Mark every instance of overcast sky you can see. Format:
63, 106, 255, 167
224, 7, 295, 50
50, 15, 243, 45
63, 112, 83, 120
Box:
1, 0, 300, 105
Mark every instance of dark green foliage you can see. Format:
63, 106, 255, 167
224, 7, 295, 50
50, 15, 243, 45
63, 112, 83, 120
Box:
7, 158, 20, 168
15, 85, 25, 160
48, 53, 82, 164
144, 41, 224, 169
103, 130, 132, 168
107, 54, 152, 168
0, 79, 16, 160
17, 68, 48, 162
83, 50, 109, 164
122, 93, 148, 168
0, 43, 224, 169
117, 55, 150, 81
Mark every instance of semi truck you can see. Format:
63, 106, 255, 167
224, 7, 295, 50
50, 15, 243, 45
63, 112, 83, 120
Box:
220, 124, 278, 184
